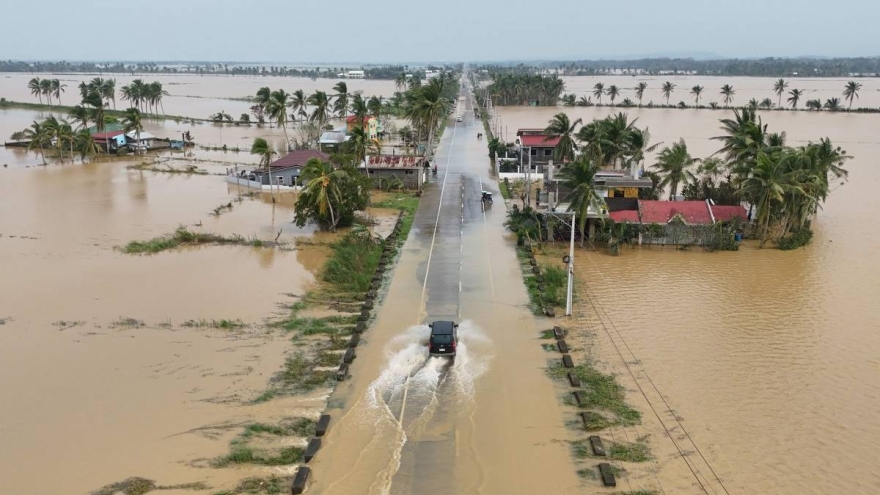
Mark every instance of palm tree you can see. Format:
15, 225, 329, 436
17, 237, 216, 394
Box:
592, 82, 604, 104
299, 158, 350, 231
267, 89, 291, 147
404, 79, 447, 163
824, 98, 842, 111
544, 112, 582, 163
395, 73, 408, 92
74, 129, 99, 162
40, 79, 53, 106
661, 81, 675, 105
347, 125, 379, 182
68, 105, 90, 130
121, 107, 144, 155
739, 151, 804, 246
653, 139, 699, 199
367, 96, 384, 127
51, 79, 66, 105
103, 79, 116, 109
333, 81, 349, 119
843, 80, 862, 109
78, 81, 90, 100
557, 155, 607, 243
250, 137, 277, 200
634, 82, 647, 106
308, 90, 332, 129
23, 120, 48, 165
760, 98, 774, 110
149, 81, 168, 115
773, 79, 788, 108
690, 85, 704, 105
255, 87, 271, 113
606, 85, 620, 105
28, 77, 43, 104
720, 84, 735, 107
788, 89, 804, 109
805, 99, 822, 111
350, 94, 368, 127
291, 89, 308, 122
83, 91, 106, 132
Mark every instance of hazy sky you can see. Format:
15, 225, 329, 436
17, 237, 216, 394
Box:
3, 0, 878, 63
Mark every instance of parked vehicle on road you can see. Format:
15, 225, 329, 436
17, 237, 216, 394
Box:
428, 320, 458, 357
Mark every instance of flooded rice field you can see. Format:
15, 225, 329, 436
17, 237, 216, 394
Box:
497, 105, 880, 494
0, 109, 348, 493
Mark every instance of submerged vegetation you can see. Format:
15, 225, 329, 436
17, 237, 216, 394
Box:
121, 227, 277, 254
90, 478, 206, 495
548, 362, 641, 429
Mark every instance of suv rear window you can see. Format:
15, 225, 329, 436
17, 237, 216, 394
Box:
431, 334, 453, 344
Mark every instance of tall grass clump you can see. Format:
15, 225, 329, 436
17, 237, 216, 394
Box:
322, 229, 383, 292
122, 227, 271, 254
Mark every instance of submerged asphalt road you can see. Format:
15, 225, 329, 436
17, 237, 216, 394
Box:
309, 78, 580, 495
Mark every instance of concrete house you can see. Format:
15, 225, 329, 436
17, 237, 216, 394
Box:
361, 155, 426, 190
228, 150, 330, 189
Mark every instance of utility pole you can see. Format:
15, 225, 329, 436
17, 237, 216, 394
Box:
566, 212, 575, 316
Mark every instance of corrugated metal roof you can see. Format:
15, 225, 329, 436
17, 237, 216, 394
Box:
365, 155, 425, 168
609, 210, 640, 223
270, 150, 330, 169
87, 123, 123, 134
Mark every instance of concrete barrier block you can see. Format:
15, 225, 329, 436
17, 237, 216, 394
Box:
367, 290, 377, 299
567, 372, 581, 388
535, 275, 544, 283
557, 339, 569, 353
562, 354, 574, 368
573, 391, 585, 406
362, 300, 373, 310
343, 347, 355, 364
553, 326, 565, 339
355, 321, 366, 333
336, 363, 348, 381
598, 463, 616, 487
348, 334, 360, 348
529, 258, 537, 266
291, 466, 311, 494
360, 309, 370, 319
370, 281, 380, 291
545, 308, 556, 318
532, 266, 541, 275
589, 435, 606, 456
357, 313, 368, 322
304, 438, 322, 463
315, 414, 331, 436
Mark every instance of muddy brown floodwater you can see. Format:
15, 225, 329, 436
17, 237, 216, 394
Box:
498, 105, 880, 494
0, 134, 340, 493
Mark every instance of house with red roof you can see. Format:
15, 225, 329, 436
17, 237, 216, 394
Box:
605, 199, 748, 246
516, 128, 559, 170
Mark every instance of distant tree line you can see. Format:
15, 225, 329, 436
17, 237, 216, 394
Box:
472, 57, 880, 78
0, 61, 448, 80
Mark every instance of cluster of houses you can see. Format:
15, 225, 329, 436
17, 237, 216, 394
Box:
89, 123, 182, 153
502, 126, 749, 244
226, 145, 427, 191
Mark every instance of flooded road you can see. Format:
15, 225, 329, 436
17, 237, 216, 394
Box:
497, 104, 880, 494
308, 84, 581, 495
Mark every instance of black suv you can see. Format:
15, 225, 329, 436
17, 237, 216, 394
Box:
428, 320, 459, 357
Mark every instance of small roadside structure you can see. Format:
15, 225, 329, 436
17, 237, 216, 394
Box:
361, 155, 426, 190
